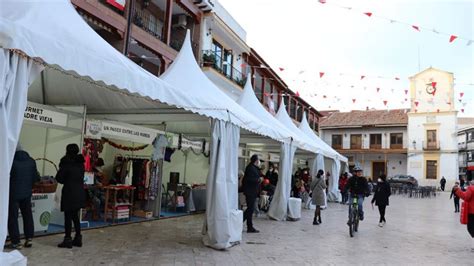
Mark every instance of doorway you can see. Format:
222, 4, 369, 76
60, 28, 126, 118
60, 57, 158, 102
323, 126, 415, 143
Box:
372, 161, 386, 180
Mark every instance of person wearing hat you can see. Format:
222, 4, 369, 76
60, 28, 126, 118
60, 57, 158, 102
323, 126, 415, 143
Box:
345, 166, 369, 224
6, 144, 40, 250
242, 154, 263, 233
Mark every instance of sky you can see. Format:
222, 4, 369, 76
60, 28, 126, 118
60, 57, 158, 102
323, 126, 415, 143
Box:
218, 0, 474, 116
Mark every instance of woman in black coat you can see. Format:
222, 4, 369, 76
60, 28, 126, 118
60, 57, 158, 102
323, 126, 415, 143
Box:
371, 174, 391, 227
56, 144, 85, 248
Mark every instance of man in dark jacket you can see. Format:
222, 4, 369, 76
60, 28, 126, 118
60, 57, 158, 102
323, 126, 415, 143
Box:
7, 146, 40, 249
345, 166, 369, 222
440, 176, 446, 191
242, 154, 262, 233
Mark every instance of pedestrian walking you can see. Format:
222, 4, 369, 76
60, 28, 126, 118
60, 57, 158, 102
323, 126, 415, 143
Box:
5, 145, 40, 250
371, 174, 391, 227
242, 154, 262, 233
453, 181, 474, 252
311, 170, 327, 225
56, 144, 86, 248
339, 172, 349, 204
440, 176, 447, 191
450, 182, 460, 212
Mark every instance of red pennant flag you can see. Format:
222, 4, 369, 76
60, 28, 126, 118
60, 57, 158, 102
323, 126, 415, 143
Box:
319, 72, 325, 78
432, 90, 436, 96
460, 92, 464, 98
296, 91, 300, 97
383, 100, 388, 106
241, 63, 247, 68
361, 75, 365, 80
352, 99, 356, 103
323, 95, 327, 98
431, 82, 437, 88
415, 101, 419, 107
404, 89, 408, 95
449, 35, 458, 43
364, 12, 373, 17
278, 67, 285, 71
412, 25, 420, 31
318, 0, 326, 3
404, 98, 408, 102
461, 108, 465, 113
376, 87, 380, 92
263, 92, 269, 97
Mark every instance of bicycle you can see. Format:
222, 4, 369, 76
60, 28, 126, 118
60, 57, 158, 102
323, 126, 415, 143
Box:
348, 196, 359, 237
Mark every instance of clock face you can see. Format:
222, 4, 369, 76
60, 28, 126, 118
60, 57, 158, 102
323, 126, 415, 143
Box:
425, 83, 436, 96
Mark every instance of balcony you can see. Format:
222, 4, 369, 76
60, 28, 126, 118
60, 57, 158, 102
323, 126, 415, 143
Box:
423, 141, 440, 151
390, 144, 403, 149
370, 144, 382, 150
202, 50, 246, 87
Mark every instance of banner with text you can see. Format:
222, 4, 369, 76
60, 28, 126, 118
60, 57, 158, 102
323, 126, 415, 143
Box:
24, 102, 68, 127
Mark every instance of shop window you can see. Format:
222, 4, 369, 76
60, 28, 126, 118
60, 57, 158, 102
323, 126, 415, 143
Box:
370, 134, 382, 149
332, 134, 342, 149
390, 133, 403, 149
350, 134, 362, 149
426, 160, 437, 179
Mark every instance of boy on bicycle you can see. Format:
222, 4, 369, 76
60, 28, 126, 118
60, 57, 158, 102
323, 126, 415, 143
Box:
345, 166, 370, 224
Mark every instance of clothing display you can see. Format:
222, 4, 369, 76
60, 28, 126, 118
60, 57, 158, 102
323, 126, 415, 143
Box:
152, 135, 168, 161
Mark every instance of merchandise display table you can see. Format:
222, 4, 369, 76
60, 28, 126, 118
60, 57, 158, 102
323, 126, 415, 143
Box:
103, 185, 136, 223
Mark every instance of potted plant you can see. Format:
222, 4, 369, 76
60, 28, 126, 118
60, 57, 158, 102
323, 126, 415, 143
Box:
202, 53, 216, 67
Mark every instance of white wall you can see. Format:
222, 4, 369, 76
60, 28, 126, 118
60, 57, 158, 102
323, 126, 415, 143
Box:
344, 153, 407, 179
212, 1, 247, 41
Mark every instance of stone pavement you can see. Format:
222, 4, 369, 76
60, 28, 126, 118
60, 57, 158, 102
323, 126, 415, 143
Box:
19, 193, 472, 265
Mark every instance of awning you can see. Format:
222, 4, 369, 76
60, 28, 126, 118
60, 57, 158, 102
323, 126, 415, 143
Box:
160, 31, 292, 143
299, 113, 348, 163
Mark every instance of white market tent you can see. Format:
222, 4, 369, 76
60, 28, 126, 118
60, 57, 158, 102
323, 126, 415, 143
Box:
299, 113, 348, 200
0, 0, 311, 262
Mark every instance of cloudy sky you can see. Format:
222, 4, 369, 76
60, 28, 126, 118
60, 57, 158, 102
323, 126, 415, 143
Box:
219, 0, 474, 116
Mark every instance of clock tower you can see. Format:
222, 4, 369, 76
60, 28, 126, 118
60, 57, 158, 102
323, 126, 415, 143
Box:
407, 68, 458, 186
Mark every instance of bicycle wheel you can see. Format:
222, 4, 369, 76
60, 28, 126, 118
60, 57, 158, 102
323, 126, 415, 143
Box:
354, 213, 359, 232
348, 211, 354, 237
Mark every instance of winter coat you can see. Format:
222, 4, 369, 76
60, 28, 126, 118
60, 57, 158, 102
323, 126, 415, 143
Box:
371, 181, 391, 206
339, 177, 348, 192
10, 151, 40, 200
345, 176, 369, 196
455, 185, 474, 214
242, 164, 260, 196
311, 176, 327, 206
56, 154, 86, 212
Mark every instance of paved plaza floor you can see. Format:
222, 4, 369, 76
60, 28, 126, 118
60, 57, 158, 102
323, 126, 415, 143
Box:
19, 192, 472, 265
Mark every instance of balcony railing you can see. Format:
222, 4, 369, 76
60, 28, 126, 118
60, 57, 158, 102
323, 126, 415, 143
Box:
202, 50, 246, 87
423, 141, 440, 151
370, 144, 382, 150
332, 144, 342, 149
133, 10, 164, 41
390, 144, 403, 149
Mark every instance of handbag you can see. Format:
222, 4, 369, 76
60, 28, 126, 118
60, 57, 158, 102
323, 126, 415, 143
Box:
460, 200, 469, 225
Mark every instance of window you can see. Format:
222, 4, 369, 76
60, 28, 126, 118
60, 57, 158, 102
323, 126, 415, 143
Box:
264, 80, 272, 109
332, 135, 342, 149
296, 105, 303, 121
211, 40, 223, 70
253, 72, 263, 102
426, 130, 438, 149
468, 152, 473, 161
426, 160, 437, 179
223, 49, 233, 77
350, 134, 362, 149
370, 134, 382, 149
289, 99, 297, 119
272, 87, 279, 113
390, 133, 403, 149
468, 132, 474, 142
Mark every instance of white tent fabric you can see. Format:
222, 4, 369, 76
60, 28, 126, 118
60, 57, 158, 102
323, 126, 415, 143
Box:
202, 120, 240, 249
328, 159, 342, 202
0, 0, 283, 141
160, 31, 290, 142
236, 79, 308, 148
299, 113, 347, 163
267, 141, 297, 221
0, 50, 43, 264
